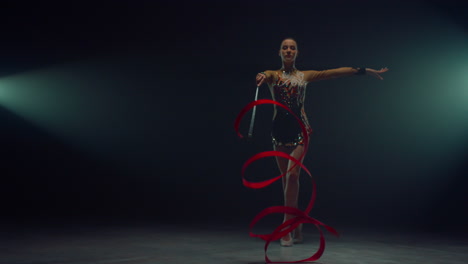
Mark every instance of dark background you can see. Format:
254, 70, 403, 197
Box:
0, 0, 467, 232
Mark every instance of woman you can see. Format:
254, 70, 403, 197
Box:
255, 38, 388, 246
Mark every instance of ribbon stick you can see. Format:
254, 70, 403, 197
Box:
248, 86, 260, 138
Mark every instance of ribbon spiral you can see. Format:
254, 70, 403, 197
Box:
234, 99, 339, 263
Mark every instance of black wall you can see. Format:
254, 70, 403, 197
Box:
1, 0, 467, 231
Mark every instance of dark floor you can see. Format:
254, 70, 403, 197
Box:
1, 222, 466, 264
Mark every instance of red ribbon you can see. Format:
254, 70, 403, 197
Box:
234, 99, 339, 263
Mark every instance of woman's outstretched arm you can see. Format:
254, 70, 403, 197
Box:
304, 67, 388, 82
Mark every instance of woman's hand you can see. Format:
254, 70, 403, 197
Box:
256, 72, 267, 87
366, 67, 389, 80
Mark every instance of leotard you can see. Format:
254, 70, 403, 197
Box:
269, 70, 312, 147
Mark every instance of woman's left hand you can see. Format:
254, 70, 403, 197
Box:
366, 67, 389, 80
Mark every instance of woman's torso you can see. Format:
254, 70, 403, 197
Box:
268, 70, 310, 126
268, 70, 312, 146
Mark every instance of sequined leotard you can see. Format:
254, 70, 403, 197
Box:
269, 70, 312, 147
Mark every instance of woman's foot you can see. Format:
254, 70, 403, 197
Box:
293, 224, 303, 244
280, 233, 293, 247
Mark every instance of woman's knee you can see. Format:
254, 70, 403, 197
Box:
286, 171, 300, 182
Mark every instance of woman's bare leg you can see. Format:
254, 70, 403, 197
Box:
274, 145, 293, 244
285, 145, 305, 242
274, 144, 305, 244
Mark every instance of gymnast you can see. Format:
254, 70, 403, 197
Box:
255, 38, 388, 246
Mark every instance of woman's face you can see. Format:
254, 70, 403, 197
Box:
279, 39, 298, 63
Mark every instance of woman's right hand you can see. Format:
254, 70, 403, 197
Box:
256, 72, 267, 87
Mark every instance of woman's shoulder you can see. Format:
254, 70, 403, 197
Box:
266, 69, 284, 78
301, 70, 321, 82
264, 70, 281, 84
